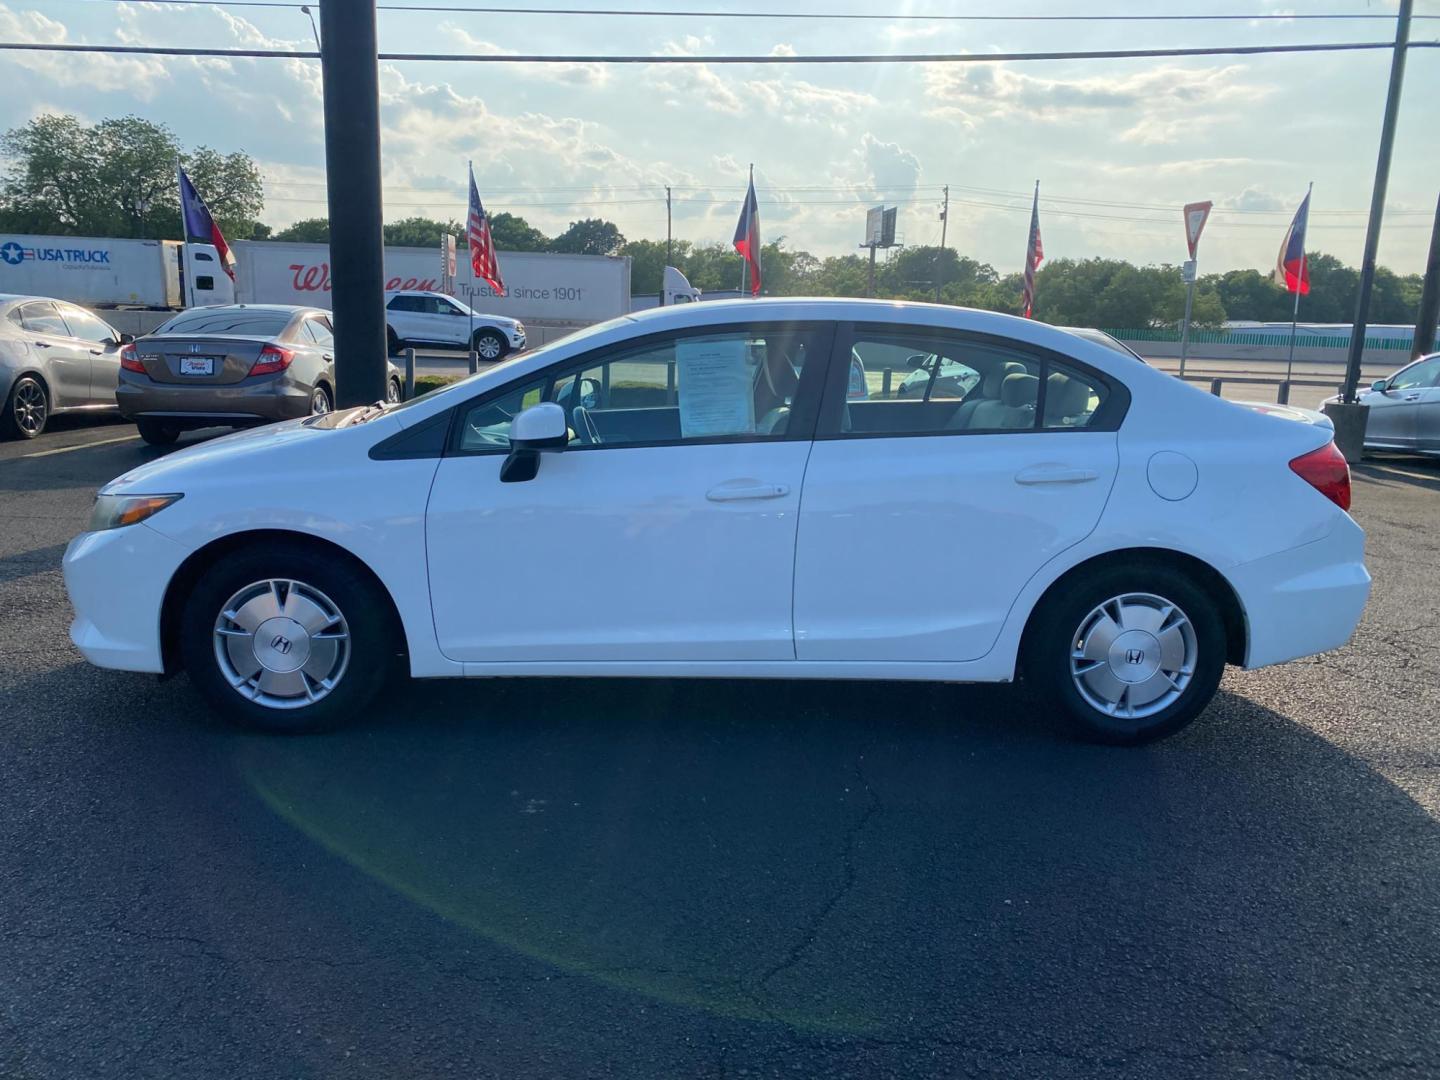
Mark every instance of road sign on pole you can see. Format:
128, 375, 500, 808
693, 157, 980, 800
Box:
1178, 201, 1212, 378
1183, 201, 1213, 259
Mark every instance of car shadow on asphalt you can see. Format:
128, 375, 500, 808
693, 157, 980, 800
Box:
1355, 453, 1440, 494
61, 667, 1426, 1066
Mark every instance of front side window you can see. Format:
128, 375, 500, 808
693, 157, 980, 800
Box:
455, 325, 828, 453
1391, 357, 1440, 391
58, 306, 118, 345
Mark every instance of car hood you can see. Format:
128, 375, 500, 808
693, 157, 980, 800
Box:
100, 412, 400, 495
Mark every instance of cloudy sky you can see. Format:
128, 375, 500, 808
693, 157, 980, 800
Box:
1, 0, 1438, 275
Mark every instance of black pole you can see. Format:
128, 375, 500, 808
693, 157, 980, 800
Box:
1411, 190, 1440, 362
318, 0, 387, 408
1342, 0, 1412, 403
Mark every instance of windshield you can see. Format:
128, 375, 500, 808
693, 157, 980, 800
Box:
156, 308, 293, 337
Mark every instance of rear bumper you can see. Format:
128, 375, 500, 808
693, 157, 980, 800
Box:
64, 523, 192, 674
1230, 515, 1370, 669
116, 370, 311, 424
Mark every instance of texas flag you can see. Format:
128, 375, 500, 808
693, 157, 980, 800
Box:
1273, 191, 1310, 296
732, 172, 762, 296
178, 166, 236, 280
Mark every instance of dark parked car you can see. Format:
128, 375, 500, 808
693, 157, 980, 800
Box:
118, 304, 404, 445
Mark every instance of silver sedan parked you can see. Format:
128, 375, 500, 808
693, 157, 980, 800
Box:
1322, 352, 1440, 455
1, 293, 131, 439
118, 304, 404, 445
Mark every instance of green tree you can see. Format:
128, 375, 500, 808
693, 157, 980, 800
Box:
273, 217, 331, 243
548, 218, 625, 256
488, 212, 549, 252
0, 114, 263, 240
383, 216, 462, 248
620, 237, 693, 294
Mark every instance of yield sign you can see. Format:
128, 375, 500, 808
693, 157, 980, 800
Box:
1183, 201, 1213, 258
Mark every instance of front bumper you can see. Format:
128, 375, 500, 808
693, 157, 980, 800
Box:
64, 523, 193, 673
1229, 514, 1371, 669
116, 369, 311, 425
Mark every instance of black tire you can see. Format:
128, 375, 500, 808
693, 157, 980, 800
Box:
387, 376, 403, 404
135, 419, 180, 446
471, 329, 507, 362
311, 383, 332, 415
1024, 561, 1226, 746
178, 541, 398, 733
2, 374, 48, 439
386, 327, 401, 356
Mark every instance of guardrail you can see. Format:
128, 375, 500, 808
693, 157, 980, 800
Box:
1108, 327, 1437, 352
1172, 372, 1342, 405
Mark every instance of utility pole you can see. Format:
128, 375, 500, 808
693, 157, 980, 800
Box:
1411, 189, 1440, 362
933, 185, 949, 304
665, 185, 673, 268
1340, 0, 1411, 408
866, 243, 877, 298
318, 0, 387, 407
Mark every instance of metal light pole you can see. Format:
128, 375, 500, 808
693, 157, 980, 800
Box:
318, 0, 387, 407
933, 185, 949, 304
1411, 190, 1440, 362
1340, 0, 1411, 407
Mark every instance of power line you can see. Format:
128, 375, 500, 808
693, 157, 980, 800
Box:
4, 39, 1438, 62
58, 0, 1440, 21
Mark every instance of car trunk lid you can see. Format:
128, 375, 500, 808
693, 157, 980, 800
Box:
133, 335, 276, 386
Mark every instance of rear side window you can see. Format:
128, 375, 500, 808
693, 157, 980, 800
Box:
824, 325, 1124, 437
19, 302, 70, 337
387, 295, 422, 313
156, 309, 291, 336
300, 319, 334, 347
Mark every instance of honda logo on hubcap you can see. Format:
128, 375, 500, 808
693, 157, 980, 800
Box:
270, 635, 293, 655
1125, 648, 1145, 665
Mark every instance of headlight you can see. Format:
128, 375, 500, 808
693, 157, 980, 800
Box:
87, 493, 183, 532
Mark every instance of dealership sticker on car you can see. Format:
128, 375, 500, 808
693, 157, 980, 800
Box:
179, 357, 215, 376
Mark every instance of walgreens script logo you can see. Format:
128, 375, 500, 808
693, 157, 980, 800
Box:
289, 263, 440, 293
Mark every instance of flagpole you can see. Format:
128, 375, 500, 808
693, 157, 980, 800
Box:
739, 163, 751, 297
466, 160, 475, 349
1285, 180, 1313, 386
176, 157, 189, 308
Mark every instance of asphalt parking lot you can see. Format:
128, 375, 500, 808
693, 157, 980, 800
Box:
3, 414, 1440, 1079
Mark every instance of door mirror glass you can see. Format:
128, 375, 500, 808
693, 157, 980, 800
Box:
118, 332, 135, 345
1371, 379, 1388, 393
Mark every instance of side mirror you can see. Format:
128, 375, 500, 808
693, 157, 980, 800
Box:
1371, 379, 1389, 393
500, 402, 568, 483
118, 332, 135, 345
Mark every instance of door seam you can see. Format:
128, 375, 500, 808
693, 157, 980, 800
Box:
788, 439, 817, 661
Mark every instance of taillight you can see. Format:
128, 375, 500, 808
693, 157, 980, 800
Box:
118, 343, 145, 373
249, 345, 294, 376
1289, 441, 1351, 511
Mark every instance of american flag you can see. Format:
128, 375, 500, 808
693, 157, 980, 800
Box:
467, 163, 504, 294
1021, 181, 1044, 319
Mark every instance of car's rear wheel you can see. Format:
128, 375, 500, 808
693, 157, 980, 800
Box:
136, 419, 180, 446
178, 542, 397, 732
387, 376, 403, 404
2, 375, 48, 439
1025, 562, 1226, 745
472, 329, 506, 361
311, 384, 332, 415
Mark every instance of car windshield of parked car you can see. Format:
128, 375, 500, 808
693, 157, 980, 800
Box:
156, 309, 293, 337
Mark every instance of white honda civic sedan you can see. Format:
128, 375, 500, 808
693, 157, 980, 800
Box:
63, 299, 1370, 745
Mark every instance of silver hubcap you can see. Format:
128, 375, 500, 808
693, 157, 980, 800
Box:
311, 388, 330, 415
212, 579, 350, 710
475, 335, 501, 360
1070, 592, 1197, 720
387, 379, 400, 403
14, 380, 45, 435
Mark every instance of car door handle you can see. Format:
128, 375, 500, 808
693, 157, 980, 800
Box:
89, 348, 104, 355
1403, 393, 1421, 401
1015, 465, 1099, 486
706, 481, 791, 502
323, 354, 333, 362
33, 341, 50, 348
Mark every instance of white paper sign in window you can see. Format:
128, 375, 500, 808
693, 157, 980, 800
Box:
677, 337, 755, 438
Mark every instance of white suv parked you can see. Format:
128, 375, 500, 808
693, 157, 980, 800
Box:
384, 290, 525, 361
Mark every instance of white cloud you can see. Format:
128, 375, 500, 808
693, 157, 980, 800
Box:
0, 4, 172, 97
439, 24, 609, 86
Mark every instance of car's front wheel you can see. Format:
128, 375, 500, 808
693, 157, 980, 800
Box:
178, 542, 397, 732
472, 329, 506, 361
1025, 562, 1226, 745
